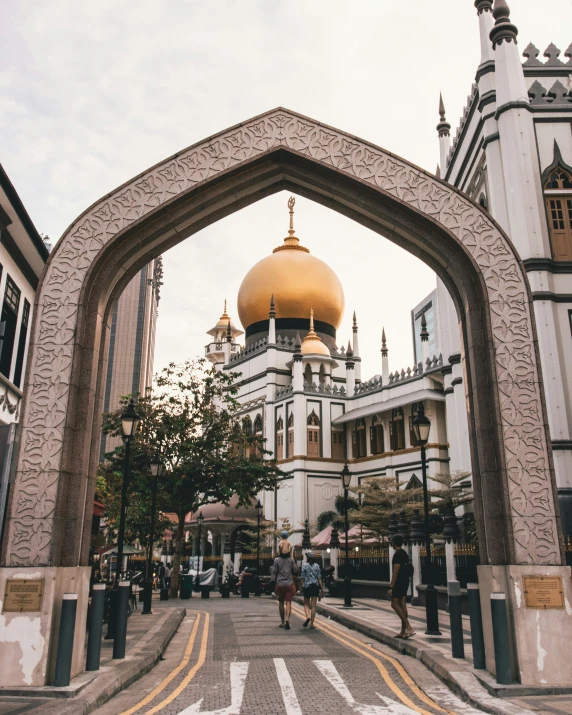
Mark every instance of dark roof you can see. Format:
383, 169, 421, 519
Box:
0, 162, 50, 262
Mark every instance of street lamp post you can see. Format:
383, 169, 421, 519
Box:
412, 403, 441, 635
195, 512, 204, 591
255, 499, 263, 567
341, 463, 353, 608
142, 459, 163, 615
106, 399, 141, 639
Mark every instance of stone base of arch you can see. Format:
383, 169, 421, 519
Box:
478, 564, 572, 687
0, 565, 90, 687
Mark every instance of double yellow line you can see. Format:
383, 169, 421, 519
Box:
291, 604, 458, 715
118, 611, 210, 715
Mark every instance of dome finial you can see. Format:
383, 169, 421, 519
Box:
437, 93, 451, 138
381, 328, 388, 357
288, 195, 296, 236
420, 312, 429, 343
300, 309, 330, 357
490, 0, 518, 47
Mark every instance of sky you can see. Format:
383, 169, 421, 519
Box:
1, 1, 570, 378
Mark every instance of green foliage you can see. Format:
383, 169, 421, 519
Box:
100, 359, 282, 595
316, 510, 341, 532
428, 470, 474, 512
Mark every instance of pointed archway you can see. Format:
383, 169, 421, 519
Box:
1, 108, 562, 571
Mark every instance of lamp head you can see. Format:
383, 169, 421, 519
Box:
341, 463, 352, 490
256, 499, 263, 514
197, 511, 204, 526
150, 461, 164, 478
412, 403, 431, 445
121, 399, 141, 439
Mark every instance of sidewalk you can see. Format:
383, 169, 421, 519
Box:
297, 595, 572, 715
0, 597, 187, 715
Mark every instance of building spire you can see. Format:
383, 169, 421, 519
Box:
437, 93, 451, 176
352, 311, 358, 331
437, 94, 451, 138
269, 294, 276, 319
226, 320, 232, 343
381, 328, 388, 357
475, 0, 493, 13
490, 0, 518, 48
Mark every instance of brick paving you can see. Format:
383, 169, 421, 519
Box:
89, 596, 486, 715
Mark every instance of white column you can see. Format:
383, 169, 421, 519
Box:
233, 548, 242, 574
410, 542, 422, 604
330, 548, 339, 577
445, 540, 456, 585
475, 0, 495, 66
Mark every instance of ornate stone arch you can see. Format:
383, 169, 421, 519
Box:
2, 107, 560, 568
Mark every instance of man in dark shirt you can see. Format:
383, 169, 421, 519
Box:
388, 535, 415, 639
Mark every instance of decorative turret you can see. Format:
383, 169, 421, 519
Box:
475, 1, 495, 66
420, 312, 430, 366
397, 510, 410, 544
352, 311, 361, 381
330, 525, 340, 549
268, 295, 276, 345
381, 328, 389, 384
437, 94, 451, 176
206, 300, 243, 367
409, 509, 425, 544
490, 0, 518, 49
345, 341, 355, 397
302, 519, 312, 550
301, 310, 330, 357
292, 332, 304, 391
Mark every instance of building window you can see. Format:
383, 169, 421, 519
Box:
307, 410, 320, 457
287, 412, 294, 457
332, 428, 345, 459
544, 167, 572, 261
13, 299, 30, 388
352, 418, 367, 458
276, 415, 284, 460
0, 276, 21, 380
370, 415, 385, 455
390, 408, 405, 451
405, 474, 423, 503
241, 415, 252, 458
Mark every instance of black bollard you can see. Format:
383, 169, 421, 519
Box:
424, 584, 441, 635
201, 587, 210, 599
467, 583, 486, 669
113, 582, 131, 660
448, 580, 464, 659
491, 592, 512, 684
86, 584, 106, 671
105, 586, 118, 640
53, 593, 78, 687
142, 578, 153, 615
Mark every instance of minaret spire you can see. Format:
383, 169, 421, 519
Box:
226, 320, 232, 343
274, 195, 309, 253
381, 328, 388, 357
420, 312, 429, 343
381, 328, 389, 384
269, 294, 276, 319
437, 93, 451, 176
490, 0, 518, 48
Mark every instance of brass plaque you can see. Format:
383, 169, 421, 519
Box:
523, 576, 564, 609
3, 579, 45, 613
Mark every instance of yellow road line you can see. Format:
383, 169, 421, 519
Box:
145, 611, 210, 715
117, 611, 207, 715
291, 604, 457, 715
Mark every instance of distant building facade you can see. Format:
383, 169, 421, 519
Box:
99, 258, 163, 460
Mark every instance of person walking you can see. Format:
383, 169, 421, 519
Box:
388, 535, 415, 639
270, 551, 299, 630
300, 551, 323, 629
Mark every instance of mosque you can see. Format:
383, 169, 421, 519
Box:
194, 0, 572, 552
202, 196, 466, 545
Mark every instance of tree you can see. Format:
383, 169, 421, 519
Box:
101, 359, 282, 596
348, 476, 421, 541
428, 470, 474, 512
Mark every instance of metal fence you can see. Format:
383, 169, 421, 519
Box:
454, 543, 480, 587
338, 550, 390, 581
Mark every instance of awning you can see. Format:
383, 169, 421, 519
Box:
332, 388, 445, 425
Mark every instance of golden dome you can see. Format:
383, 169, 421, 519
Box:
237, 197, 344, 330
301, 310, 331, 357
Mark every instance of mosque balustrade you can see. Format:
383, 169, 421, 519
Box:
228, 338, 268, 365
353, 354, 443, 396
205, 341, 241, 357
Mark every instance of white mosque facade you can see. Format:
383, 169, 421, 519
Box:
202, 0, 572, 545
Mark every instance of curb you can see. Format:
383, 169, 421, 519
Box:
38, 606, 187, 715
294, 598, 537, 715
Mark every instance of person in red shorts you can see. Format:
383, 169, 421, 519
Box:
270, 551, 299, 630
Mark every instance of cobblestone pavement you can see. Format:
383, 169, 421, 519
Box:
88, 597, 487, 715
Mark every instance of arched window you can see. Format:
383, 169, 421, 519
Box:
304, 363, 313, 387
543, 157, 572, 260
307, 410, 320, 457
390, 408, 405, 451
254, 414, 263, 434
405, 474, 423, 503
252, 414, 263, 458
241, 415, 252, 458
409, 403, 423, 447
370, 415, 385, 455
287, 412, 294, 457
276, 415, 284, 460
352, 417, 367, 458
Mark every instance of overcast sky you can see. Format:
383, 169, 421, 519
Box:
1, 1, 569, 378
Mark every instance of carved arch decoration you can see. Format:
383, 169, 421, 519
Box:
2, 107, 561, 568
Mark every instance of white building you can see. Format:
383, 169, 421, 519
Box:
205, 198, 456, 543
200, 0, 572, 546
0, 163, 49, 536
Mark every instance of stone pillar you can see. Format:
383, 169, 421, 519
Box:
222, 537, 232, 580
233, 533, 243, 574
443, 506, 460, 585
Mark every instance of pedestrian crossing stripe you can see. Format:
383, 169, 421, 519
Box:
290, 604, 458, 715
